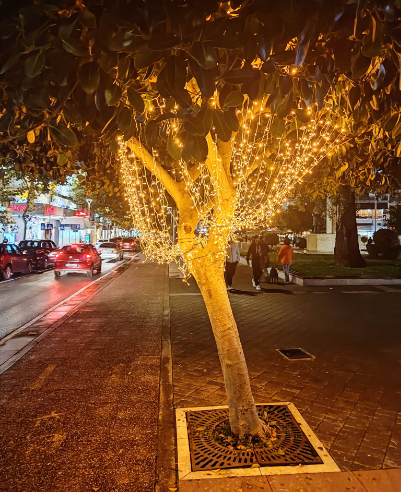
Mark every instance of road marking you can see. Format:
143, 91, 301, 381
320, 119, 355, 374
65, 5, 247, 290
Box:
0, 258, 131, 347
29, 364, 56, 390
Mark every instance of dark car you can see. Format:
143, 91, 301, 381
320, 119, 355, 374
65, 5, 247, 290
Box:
19, 240, 59, 270
0, 243, 32, 280
54, 244, 102, 278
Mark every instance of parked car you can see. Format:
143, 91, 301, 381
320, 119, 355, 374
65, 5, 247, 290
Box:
19, 240, 59, 270
54, 244, 102, 278
119, 237, 137, 251
98, 242, 123, 260
0, 243, 32, 280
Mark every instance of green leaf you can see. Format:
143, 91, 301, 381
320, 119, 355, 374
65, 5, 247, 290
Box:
144, 120, 159, 147
109, 31, 135, 51
279, 75, 292, 97
184, 116, 205, 136
277, 91, 293, 119
349, 85, 360, 110
127, 88, 145, 113
224, 110, 239, 132
352, 53, 371, 79
25, 51, 45, 77
134, 44, 161, 70
373, 63, 386, 90
197, 103, 213, 135
188, 57, 216, 98
271, 118, 285, 138
105, 84, 122, 106
63, 102, 82, 124
62, 38, 85, 57
148, 33, 180, 51
296, 108, 310, 124
117, 106, 131, 132
50, 124, 78, 147
80, 10, 97, 28
57, 153, 68, 166
100, 51, 116, 73
0, 53, 21, 74
223, 91, 244, 108
118, 56, 130, 80
213, 110, 232, 142
167, 139, 182, 160
79, 62, 100, 94
383, 113, 399, 132
223, 66, 254, 84
192, 135, 208, 162
189, 41, 217, 70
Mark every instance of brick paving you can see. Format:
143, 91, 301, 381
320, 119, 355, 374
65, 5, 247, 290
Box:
170, 264, 401, 472
0, 262, 167, 492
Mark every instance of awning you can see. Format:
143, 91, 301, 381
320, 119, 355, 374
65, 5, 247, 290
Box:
60, 217, 91, 229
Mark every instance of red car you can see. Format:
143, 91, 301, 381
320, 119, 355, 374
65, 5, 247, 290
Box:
0, 243, 32, 280
54, 244, 102, 278
119, 238, 137, 251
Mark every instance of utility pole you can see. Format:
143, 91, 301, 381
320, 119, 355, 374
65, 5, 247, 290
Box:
374, 194, 377, 233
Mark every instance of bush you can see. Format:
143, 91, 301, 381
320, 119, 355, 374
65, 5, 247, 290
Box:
264, 233, 279, 246
295, 237, 307, 248
367, 229, 401, 260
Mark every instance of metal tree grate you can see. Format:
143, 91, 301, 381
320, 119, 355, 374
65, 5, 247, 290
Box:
187, 404, 323, 471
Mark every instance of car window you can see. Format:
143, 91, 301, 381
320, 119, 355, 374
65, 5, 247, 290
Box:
6, 245, 13, 254
50, 241, 57, 249
0, 245, 4, 254
11, 245, 21, 254
100, 243, 118, 248
62, 245, 87, 254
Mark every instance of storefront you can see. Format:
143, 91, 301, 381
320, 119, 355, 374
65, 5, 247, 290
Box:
59, 217, 92, 246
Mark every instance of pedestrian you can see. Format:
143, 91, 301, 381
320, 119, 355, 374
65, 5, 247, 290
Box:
278, 237, 294, 283
225, 239, 241, 290
246, 236, 265, 291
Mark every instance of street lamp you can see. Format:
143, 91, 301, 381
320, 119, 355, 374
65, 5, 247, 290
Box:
86, 198, 93, 219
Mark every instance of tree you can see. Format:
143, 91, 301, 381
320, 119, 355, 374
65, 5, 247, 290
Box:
1, 0, 401, 437
276, 204, 314, 234
387, 204, 401, 234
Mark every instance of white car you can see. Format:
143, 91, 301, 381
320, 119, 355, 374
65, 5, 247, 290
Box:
95, 239, 109, 249
97, 242, 123, 261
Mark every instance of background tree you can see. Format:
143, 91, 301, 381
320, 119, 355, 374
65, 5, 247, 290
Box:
2, 0, 401, 437
276, 204, 314, 234
387, 204, 401, 234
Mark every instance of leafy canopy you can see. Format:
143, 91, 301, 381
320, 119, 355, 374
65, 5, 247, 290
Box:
1, 0, 401, 191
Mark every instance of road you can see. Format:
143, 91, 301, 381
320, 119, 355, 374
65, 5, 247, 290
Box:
0, 254, 134, 340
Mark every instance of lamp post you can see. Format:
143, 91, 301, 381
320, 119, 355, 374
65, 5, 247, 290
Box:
86, 198, 93, 219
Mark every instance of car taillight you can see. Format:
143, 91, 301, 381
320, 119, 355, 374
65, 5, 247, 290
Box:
130, 242, 135, 246
36, 249, 43, 253
86, 254, 91, 259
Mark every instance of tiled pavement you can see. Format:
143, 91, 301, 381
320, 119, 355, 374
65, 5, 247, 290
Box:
0, 261, 167, 492
170, 264, 401, 473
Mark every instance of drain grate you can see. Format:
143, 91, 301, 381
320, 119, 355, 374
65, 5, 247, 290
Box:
276, 348, 314, 360
187, 404, 323, 471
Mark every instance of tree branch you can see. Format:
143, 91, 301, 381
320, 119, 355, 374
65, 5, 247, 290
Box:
126, 137, 185, 208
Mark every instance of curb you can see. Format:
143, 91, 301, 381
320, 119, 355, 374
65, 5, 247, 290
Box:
155, 265, 178, 491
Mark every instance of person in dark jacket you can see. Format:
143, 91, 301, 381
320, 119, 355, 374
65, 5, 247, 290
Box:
246, 236, 266, 290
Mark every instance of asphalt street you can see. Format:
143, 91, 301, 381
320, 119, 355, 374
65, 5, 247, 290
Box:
0, 254, 133, 340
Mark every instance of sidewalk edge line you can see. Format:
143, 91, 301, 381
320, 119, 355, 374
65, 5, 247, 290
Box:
155, 264, 177, 491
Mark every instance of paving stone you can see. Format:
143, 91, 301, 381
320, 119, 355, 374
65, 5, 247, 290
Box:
170, 264, 401, 472
0, 263, 166, 492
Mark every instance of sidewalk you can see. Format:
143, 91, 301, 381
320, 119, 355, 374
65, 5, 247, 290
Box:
169, 263, 401, 489
0, 261, 167, 491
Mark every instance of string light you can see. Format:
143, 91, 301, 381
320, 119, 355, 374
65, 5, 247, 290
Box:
118, 95, 347, 279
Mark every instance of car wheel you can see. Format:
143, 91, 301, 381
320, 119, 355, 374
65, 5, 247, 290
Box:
87, 266, 94, 278
3, 265, 12, 280
25, 263, 32, 275
54, 271, 61, 278
97, 262, 102, 274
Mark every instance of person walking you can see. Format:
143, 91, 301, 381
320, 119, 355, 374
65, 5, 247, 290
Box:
225, 240, 241, 290
246, 236, 265, 291
278, 237, 294, 283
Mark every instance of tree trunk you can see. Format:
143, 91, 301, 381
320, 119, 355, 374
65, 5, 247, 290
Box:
334, 186, 366, 267
191, 258, 263, 438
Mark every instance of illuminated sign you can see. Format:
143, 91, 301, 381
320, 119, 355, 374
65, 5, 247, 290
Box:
75, 210, 88, 217
10, 204, 27, 212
